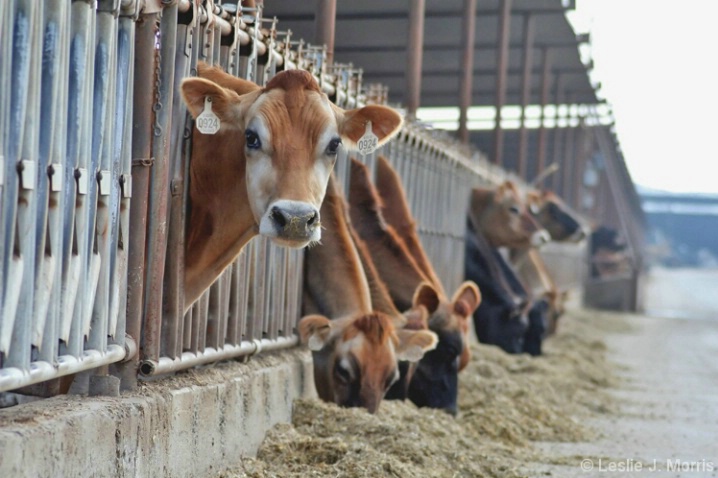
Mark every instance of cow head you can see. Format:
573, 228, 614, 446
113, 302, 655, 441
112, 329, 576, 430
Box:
407, 281, 481, 415
181, 64, 403, 247
526, 191, 587, 242
468, 181, 550, 249
298, 312, 437, 414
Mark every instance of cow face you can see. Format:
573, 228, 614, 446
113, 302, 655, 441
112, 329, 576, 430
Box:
181, 66, 402, 248
299, 312, 437, 414
469, 181, 550, 249
527, 191, 586, 242
407, 282, 481, 415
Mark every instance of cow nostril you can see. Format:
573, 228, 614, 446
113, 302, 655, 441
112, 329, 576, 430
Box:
271, 207, 287, 228
307, 212, 318, 227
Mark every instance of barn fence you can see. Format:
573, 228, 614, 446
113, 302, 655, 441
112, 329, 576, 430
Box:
0, 0, 578, 395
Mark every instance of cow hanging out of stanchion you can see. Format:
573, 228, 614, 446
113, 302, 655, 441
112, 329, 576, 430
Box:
180, 62, 403, 310
464, 181, 551, 355
349, 157, 481, 415
299, 175, 438, 414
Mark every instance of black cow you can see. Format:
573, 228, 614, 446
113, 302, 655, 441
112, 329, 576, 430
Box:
465, 221, 548, 356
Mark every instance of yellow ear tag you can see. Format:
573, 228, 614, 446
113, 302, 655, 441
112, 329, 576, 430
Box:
196, 96, 220, 135
357, 121, 378, 156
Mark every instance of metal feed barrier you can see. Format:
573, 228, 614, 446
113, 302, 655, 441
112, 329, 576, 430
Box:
0, 0, 548, 395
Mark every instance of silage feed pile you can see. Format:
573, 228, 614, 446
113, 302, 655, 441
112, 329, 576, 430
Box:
219, 309, 625, 478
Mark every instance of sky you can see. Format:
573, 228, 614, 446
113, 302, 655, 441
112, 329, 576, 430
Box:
568, 0, 718, 195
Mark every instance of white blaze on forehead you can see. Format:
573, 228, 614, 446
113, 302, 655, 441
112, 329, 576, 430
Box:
244, 115, 275, 222
337, 333, 364, 358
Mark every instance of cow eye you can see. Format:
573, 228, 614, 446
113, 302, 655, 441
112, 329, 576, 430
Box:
508, 205, 520, 214
334, 361, 352, 385
245, 129, 261, 150
325, 137, 342, 156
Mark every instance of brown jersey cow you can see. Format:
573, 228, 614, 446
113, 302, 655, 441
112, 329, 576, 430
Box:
299, 174, 437, 414
180, 63, 402, 308
348, 158, 480, 415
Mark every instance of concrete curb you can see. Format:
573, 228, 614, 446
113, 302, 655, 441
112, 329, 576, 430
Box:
0, 349, 315, 478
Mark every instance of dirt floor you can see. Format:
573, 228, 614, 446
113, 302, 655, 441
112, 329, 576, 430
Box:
214, 297, 718, 478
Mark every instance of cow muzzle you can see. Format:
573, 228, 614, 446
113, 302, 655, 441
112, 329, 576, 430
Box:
259, 200, 321, 246
530, 229, 551, 247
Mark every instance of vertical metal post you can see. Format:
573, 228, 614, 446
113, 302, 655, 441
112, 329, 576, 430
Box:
549, 73, 564, 192
143, 4, 178, 363
572, 116, 588, 211
89, 0, 121, 354
37, 0, 71, 363
517, 13, 534, 179
5, 0, 43, 370
561, 99, 576, 203
314, 0, 336, 64
125, 12, 159, 378
404, 0, 425, 119
536, 47, 551, 176
457, 0, 476, 144
491, 0, 512, 166
62, 0, 96, 358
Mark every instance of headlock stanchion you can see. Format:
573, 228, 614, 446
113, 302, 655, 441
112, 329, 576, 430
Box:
0, 0, 590, 396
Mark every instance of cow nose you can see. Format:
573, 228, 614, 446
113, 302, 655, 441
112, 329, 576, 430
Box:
269, 203, 320, 238
531, 229, 551, 247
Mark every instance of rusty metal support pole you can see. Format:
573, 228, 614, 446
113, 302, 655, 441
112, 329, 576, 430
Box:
143, 4, 179, 362
561, 98, 576, 203
314, 0, 336, 64
457, 0, 477, 144
491, 0, 512, 166
572, 116, 588, 210
536, 47, 551, 175
404, 0, 425, 119
517, 13, 534, 179
121, 12, 159, 389
550, 74, 564, 193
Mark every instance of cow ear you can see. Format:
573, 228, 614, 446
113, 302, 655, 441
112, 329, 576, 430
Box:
395, 329, 438, 362
451, 281, 481, 317
402, 305, 429, 330
196, 61, 260, 96
335, 104, 403, 148
412, 281, 440, 315
180, 77, 243, 126
298, 314, 332, 351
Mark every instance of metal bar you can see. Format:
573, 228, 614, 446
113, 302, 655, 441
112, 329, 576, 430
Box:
314, 0, 336, 64
404, 0, 425, 119
163, 15, 195, 359
549, 74, 565, 193
536, 47, 551, 175
517, 13, 534, 180
0, 344, 127, 393
457, 0, 476, 144
138, 336, 298, 377
89, 4, 120, 354
37, 0, 71, 364
491, 0, 512, 166
0, 0, 12, 350
142, 4, 179, 363
125, 11, 158, 378
8, 0, 43, 370
61, 0, 95, 359
562, 101, 577, 203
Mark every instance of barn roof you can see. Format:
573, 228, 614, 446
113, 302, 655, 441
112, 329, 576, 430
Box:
263, 0, 599, 108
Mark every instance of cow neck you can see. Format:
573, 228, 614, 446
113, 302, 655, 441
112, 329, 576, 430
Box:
304, 174, 372, 318
184, 129, 258, 310
375, 156, 446, 296
348, 159, 432, 312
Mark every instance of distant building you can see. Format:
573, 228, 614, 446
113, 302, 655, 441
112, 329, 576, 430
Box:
640, 187, 718, 267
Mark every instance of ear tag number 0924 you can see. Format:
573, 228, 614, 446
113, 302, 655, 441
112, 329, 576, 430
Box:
357, 121, 378, 156
196, 96, 221, 135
